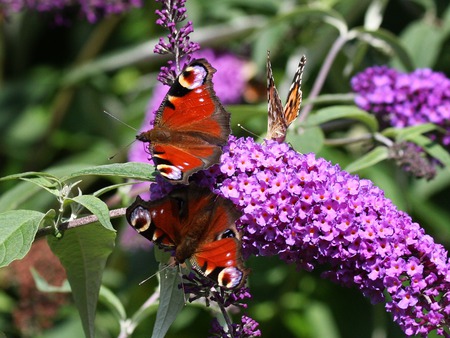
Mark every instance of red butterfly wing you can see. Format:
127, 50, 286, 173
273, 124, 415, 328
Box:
138, 59, 231, 184
126, 185, 248, 289
126, 195, 182, 248
187, 191, 248, 289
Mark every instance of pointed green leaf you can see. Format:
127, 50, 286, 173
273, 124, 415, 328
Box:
345, 146, 389, 173
0, 210, 46, 268
71, 195, 115, 231
0, 171, 58, 182
99, 285, 127, 321
31, 268, 71, 292
308, 106, 379, 132
287, 126, 324, 154
93, 182, 136, 198
0, 164, 89, 212
151, 265, 185, 338
382, 124, 441, 140
48, 223, 116, 338
21, 177, 61, 196
61, 162, 155, 182
352, 27, 415, 71
395, 19, 445, 68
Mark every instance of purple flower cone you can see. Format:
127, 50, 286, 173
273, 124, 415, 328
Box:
2, 0, 142, 22
193, 135, 450, 337
352, 66, 450, 147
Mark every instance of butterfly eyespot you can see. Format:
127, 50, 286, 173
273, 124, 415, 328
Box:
130, 207, 152, 232
217, 228, 237, 240
218, 267, 244, 289
156, 164, 183, 180
179, 65, 207, 89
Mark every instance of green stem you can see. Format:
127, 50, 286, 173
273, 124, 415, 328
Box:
298, 33, 349, 124
214, 289, 236, 338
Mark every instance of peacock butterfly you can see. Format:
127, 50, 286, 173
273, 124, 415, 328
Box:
126, 185, 249, 289
137, 59, 231, 184
266, 51, 306, 143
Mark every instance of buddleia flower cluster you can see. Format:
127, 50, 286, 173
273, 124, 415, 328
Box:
351, 66, 450, 178
194, 135, 450, 337
0, 0, 142, 23
153, 0, 200, 85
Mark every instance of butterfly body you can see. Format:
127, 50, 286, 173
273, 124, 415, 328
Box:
266, 52, 306, 143
126, 186, 248, 289
138, 59, 231, 184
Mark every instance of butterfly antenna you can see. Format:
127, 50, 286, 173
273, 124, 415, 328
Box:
178, 264, 189, 305
103, 110, 138, 132
237, 124, 260, 139
138, 262, 176, 286
108, 138, 137, 160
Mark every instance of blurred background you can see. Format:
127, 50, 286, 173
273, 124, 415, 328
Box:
0, 0, 449, 337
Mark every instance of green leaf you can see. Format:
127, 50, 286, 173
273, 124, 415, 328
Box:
21, 177, 61, 196
31, 268, 71, 292
345, 146, 389, 173
352, 28, 415, 71
395, 20, 445, 68
71, 195, 115, 231
270, 6, 347, 32
383, 123, 441, 142
228, 104, 266, 124
0, 210, 45, 268
363, 0, 388, 30
151, 265, 185, 338
93, 182, 137, 198
287, 126, 324, 154
99, 285, 127, 321
0, 164, 90, 212
0, 171, 59, 182
308, 106, 379, 132
48, 223, 116, 338
61, 162, 155, 182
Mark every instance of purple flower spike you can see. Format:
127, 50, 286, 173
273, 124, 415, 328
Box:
195, 135, 450, 337
154, 0, 200, 84
351, 66, 450, 147
2, 0, 142, 23
351, 66, 450, 178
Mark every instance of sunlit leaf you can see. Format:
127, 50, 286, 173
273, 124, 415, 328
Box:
395, 20, 445, 68
308, 106, 379, 132
0, 210, 45, 268
70, 195, 115, 231
31, 268, 71, 292
61, 162, 155, 182
287, 126, 324, 154
345, 146, 389, 172
353, 27, 415, 71
382, 123, 441, 141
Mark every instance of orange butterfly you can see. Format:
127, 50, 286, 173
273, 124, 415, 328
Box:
266, 52, 306, 143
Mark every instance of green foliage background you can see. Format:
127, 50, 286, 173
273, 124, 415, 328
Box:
1, 0, 450, 337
